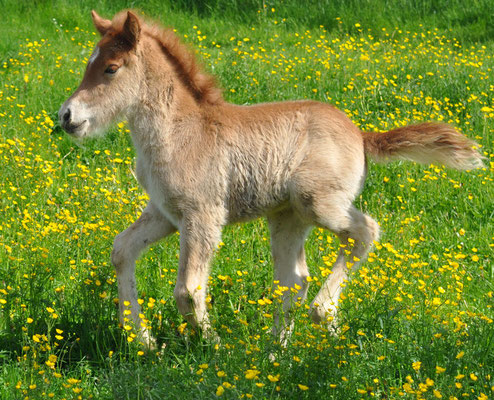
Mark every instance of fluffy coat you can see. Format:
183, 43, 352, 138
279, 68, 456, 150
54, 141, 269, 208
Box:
58, 10, 484, 343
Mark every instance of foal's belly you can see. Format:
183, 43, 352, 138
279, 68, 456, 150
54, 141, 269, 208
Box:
136, 154, 291, 228
226, 179, 290, 223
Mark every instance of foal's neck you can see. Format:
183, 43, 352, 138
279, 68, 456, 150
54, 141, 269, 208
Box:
128, 73, 201, 160
128, 35, 217, 158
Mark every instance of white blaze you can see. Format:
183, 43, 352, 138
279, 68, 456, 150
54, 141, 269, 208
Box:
88, 46, 100, 65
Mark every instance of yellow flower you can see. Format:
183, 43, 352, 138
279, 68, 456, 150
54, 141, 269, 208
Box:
178, 322, 187, 334
245, 369, 260, 380
268, 374, 279, 382
216, 386, 225, 396
435, 366, 446, 374
412, 361, 422, 371
403, 383, 413, 393
298, 384, 309, 391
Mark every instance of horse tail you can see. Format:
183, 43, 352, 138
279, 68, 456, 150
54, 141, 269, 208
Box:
362, 122, 484, 170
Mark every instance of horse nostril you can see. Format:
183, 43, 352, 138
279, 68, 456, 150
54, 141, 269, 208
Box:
63, 108, 71, 123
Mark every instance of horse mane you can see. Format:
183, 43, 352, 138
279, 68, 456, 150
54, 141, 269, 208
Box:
112, 10, 224, 105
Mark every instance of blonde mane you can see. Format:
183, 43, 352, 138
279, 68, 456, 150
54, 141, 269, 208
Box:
112, 10, 224, 105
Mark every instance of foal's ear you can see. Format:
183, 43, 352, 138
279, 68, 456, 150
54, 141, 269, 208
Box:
122, 11, 141, 49
91, 10, 111, 36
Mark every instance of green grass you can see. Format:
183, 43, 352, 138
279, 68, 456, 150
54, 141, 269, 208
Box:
0, 1, 493, 399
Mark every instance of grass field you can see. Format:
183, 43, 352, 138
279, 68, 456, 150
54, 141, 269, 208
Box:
0, 1, 493, 399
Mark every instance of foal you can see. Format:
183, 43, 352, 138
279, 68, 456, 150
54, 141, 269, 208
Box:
59, 10, 484, 343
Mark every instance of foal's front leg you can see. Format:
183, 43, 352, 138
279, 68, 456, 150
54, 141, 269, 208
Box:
173, 213, 223, 339
111, 202, 176, 344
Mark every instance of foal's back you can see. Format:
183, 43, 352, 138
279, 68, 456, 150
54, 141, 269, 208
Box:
215, 100, 366, 223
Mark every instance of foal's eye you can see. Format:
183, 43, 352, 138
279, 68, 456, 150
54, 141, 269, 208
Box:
104, 65, 119, 75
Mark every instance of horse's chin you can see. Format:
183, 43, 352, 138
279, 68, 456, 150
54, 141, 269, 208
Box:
66, 120, 109, 140
64, 120, 89, 139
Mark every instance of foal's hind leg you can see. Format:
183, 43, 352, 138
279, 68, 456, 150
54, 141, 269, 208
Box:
268, 209, 311, 344
112, 202, 176, 344
310, 204, 379, 325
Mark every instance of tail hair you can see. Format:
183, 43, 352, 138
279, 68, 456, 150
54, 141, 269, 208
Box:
363, 122, 484, 170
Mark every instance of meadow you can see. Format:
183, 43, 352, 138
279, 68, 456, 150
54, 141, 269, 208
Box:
0, 0, 493, 399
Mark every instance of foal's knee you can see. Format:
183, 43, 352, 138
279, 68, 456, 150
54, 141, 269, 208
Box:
364, 215, 380, 244
346, 213, 380, 246
111, 232, 131, 270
